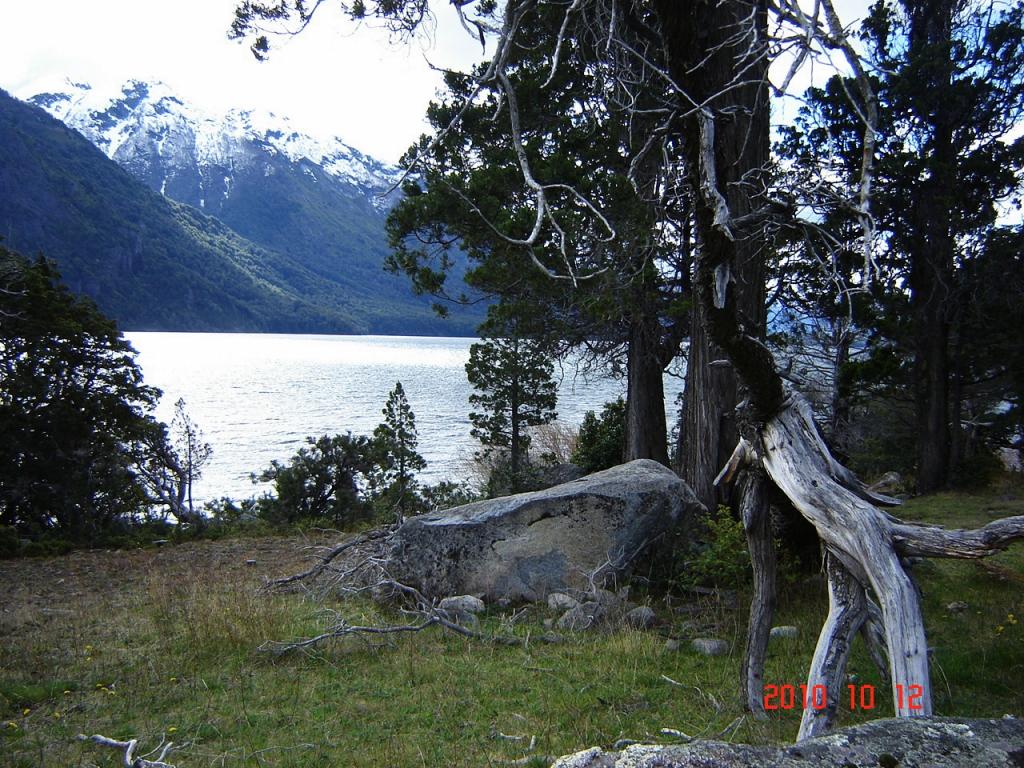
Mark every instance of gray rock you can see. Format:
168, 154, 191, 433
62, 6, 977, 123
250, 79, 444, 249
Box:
626, 605, 658, 630
386, 460, 703, 602
770, 625, 799, 639
868, 470, 904, 494
551, 716, 1024, 767
946, 600, 969, 614
439, 595, 486, 615
557, 602, 606, 632
548, 592, 581, 612
664, 638, 681, 652
691, 638, 728, 656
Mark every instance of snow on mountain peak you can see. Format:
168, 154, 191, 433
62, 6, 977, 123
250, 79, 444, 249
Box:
24, 78, 401, 196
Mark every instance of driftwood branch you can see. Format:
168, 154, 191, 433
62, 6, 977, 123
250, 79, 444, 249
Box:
262, 529, 391, 592
78, 734, 176, 768
260, 536, 530, 654
892, 517, 1024, 559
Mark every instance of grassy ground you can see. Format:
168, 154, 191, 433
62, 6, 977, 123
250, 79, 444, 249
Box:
1, 485, 1022, 767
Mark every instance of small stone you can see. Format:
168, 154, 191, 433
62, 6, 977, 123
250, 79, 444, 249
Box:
548, 592, 580, 612
543, 618, 554, 630
626, 605, 657, 630
946, 601, 969, 614
770, 625, 799, 639
691, 638, 728, 656
439, 595, 485, 615
664, 638, 681, 652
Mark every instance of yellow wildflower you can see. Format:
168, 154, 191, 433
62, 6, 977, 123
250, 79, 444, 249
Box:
168, 727, 178, 734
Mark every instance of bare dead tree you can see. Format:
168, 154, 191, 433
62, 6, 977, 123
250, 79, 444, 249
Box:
229, 0, 1024, 741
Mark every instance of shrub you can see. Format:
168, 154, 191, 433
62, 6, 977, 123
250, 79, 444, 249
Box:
683, 505, 751, 588
255, 434, 376, 528
572, 398, 626, 473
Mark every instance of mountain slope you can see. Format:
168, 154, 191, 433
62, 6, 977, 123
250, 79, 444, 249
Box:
24, 79, 480, 335
0, 89, 389, 332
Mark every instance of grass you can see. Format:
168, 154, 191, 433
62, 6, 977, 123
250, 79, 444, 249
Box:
0, 484, 1022, 767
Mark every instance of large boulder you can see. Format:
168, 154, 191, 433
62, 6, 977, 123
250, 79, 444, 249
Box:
552, 717, 1024, 767
385, 459, 703, 603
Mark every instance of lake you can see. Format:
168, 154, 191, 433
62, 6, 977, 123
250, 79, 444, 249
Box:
128, 333, 685, 504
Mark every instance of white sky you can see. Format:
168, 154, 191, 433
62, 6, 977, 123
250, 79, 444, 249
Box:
0, 1, 872, 164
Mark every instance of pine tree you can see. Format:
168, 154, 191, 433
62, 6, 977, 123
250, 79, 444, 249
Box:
372, 382, 426, 524
466, 317, 557, 495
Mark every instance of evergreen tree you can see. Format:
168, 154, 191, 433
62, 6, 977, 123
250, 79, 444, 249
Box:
372, 381, 426, 524
777, 0, 1024, 486
384, 5, 689, 469
572, 399, 627, 474
0, 248, 164, 540
466, 312, 557, 494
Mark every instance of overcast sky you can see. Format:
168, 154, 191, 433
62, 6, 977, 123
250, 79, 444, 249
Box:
0, 1, 871, 164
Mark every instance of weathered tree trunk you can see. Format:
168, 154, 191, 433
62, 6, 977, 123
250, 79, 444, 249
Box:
797, 555, 869, 739
625, 313, 670, 465
737, 466, 775, 718
762, 395, 932, 717
681, 309, 739, 508
905, 0, 957, 493
657, 0, 1024, 742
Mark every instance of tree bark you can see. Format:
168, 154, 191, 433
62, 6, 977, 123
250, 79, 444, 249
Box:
738, 467, 775, 718
905, 0, 957, 493
663, 0, 773, 508
625, 314, 671, 465
681, 308, 739, 508
797, 554, 870, 740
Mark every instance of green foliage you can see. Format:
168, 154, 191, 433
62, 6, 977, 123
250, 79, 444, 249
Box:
418, 480, 477, 512
572, 398, 626, 474
371, 382, 427, 522
255, 434, 376, 528
0, 89, 481, 335
0, 248, 166, 542
466, 320, 558, 495
684, 506, 752, 589
254, 384, 436, 527
775, 1, 1024, 484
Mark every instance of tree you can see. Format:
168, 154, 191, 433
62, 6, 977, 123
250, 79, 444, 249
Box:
383, 5, 689, 468
778, 0, 1024, 490
372, 381, 426, 524
466, 312, 558, 494
0, 247, 164, 540
572, 398, 626, 474
256, 433, 375, 527
137, 398, 213, 526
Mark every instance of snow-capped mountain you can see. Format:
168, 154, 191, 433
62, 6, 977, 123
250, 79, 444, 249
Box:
7, 78, 481, 334
27, 78, 402, 213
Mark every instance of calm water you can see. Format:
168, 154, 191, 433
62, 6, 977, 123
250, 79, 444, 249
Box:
127, 333, 684, 504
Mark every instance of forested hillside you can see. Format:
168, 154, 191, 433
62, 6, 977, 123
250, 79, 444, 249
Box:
0, 89, 480, 334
